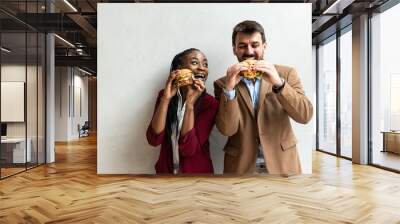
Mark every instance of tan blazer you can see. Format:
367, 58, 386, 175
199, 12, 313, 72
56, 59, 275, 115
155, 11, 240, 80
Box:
214, 65, 313, 175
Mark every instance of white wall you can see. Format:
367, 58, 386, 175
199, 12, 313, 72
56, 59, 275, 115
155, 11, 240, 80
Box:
55, 67, 69, 141
1, 83, 24, 123
98, 3, 314, 174
1, 65, 40, 137
73, 72, 89, 138
312, 45, 317, 151
55, 67, 89, 141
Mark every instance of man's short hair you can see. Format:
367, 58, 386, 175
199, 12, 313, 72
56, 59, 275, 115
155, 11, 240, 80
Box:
232, 20, 266, 46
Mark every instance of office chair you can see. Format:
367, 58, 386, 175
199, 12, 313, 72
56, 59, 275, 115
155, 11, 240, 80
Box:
79, 121, 90, 138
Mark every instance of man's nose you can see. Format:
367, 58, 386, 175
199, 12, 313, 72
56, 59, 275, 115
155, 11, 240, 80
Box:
245, 45, 254, 54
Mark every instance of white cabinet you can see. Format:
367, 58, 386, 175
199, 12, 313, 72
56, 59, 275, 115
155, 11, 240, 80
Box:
1, 138, 32, 163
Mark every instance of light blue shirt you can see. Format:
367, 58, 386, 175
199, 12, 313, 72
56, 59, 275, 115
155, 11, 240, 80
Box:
223, 77, 261, 110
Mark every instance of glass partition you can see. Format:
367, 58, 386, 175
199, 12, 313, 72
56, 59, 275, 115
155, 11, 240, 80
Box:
370, 3, 400, 171
317, 36, 337, 155
1, 31, 28, 177
0, 1, 46, 179
339, 28, 352, 158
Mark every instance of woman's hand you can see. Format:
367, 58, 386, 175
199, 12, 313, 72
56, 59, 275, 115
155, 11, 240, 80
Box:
186, 79, 205, 107
163, 70, 179, 100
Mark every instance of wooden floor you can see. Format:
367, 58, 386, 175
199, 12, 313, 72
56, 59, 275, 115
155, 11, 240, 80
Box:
1, 135, 400, 223
0, 167, 26, 178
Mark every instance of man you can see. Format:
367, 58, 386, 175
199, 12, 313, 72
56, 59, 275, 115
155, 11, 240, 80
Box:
214, 20, 313, 175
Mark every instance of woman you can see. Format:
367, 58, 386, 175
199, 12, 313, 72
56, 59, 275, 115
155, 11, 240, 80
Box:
146, 48, 218, 174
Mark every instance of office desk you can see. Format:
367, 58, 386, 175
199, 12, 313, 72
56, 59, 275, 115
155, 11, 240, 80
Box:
1, 138, 32, 163
382, 131, 400, 154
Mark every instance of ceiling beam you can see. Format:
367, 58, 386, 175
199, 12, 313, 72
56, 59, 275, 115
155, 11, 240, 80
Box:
55, 55, 96, 69
322, 0, 356, 14
67, 13, 97, 46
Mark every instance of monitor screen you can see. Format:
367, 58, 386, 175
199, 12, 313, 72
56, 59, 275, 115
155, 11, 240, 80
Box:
1, 123, 7, 137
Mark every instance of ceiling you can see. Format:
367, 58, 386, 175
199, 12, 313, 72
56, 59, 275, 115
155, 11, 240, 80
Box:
0, 0, 392, 75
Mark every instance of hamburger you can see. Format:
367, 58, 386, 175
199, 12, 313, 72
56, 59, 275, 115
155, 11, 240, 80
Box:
173, 69, 194, 87
240, 59, 264, 79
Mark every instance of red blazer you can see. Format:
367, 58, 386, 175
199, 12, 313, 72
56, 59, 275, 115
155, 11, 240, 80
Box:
146, 90, 218, 174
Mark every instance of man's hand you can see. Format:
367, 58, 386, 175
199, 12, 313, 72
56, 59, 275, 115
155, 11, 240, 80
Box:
225, 63, 248, 91
254, 60, 283, 87
163, 70, 179, 100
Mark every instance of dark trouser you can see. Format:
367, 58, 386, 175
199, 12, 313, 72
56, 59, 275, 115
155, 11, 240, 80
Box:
256, 146, 268, 173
